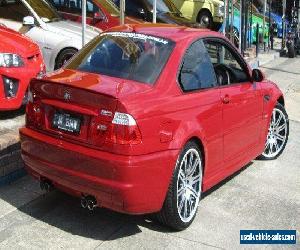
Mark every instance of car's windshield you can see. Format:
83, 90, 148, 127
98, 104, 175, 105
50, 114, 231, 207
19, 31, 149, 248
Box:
96, 0, 120, 16
67, 32, 175, 84
145, 0, 180, 14
25, 0, 61, 22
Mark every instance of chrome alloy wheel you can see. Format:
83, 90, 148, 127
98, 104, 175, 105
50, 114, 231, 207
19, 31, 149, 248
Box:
262, 108, 288, 158
176, 148, 202, 223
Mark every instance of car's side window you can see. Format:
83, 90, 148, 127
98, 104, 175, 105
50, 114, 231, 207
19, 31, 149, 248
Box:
204, 41, 249, 86
52, 0, 101, 18
0, 0, 31, 23
179, 40, 217, 92
125, 0, 145, 17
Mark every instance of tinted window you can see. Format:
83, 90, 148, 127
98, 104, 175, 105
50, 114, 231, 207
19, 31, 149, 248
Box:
144, 0, 180, 14
179, 40, 217, 91
114, 0, 144, 17
67, 32, 175, 84
204, 41, 249, 85
51, 0, 100, 17
0, 0, 31, 22
25, 0, 61, 22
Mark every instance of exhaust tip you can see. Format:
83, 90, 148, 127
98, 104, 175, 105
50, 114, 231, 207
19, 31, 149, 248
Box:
81, 197, 88, 209
40, 179, 53, 192
81, 195, 97, 211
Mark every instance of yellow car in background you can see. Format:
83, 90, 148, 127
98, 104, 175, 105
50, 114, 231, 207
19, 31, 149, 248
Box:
171, 0, 224, 30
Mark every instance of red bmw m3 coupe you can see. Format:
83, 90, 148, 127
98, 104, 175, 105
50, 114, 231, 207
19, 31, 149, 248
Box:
0, 26, 45, 111
20, 24, 289, 230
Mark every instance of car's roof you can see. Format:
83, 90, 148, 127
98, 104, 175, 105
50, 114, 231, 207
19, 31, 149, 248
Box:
108, 23, 224, 42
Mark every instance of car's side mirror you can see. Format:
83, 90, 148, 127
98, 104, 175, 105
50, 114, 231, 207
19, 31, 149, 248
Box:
137, 8, 146, 18
23, 16, 35, 26
93, 12, 105, 24
252, 68, 264, 82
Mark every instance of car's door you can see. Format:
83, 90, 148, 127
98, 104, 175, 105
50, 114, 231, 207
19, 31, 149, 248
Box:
178, 39, 223, 180
204, 39, 263, 165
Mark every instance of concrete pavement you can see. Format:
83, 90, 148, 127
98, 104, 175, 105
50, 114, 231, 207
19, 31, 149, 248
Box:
0, 57, 299, 249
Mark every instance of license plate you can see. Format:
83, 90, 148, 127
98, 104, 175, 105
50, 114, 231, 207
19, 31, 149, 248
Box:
52, 112, 81, 134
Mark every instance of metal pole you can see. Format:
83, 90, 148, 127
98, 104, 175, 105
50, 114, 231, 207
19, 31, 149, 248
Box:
282, 0, 286, 50
153, 0, 157, 23
82, 0, 86, 47
120, 0, 125, 25
268, 0, 271, 49
263, 0, 266, 51
245, 1, 249, 48
223, 0, 228, 35
239, 0, 243, 52
250, 0, 253, 44
230, 0, 234, 43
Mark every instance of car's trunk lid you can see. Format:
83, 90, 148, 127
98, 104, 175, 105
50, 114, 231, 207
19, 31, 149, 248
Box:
29, 69, 152, 148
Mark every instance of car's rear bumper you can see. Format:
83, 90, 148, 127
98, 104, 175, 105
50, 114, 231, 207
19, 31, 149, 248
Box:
20, 128, 179, 214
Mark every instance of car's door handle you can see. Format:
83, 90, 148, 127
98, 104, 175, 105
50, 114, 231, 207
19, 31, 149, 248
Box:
222, 95, 230, 104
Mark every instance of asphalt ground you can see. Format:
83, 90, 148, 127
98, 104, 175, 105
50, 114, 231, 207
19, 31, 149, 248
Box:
0, 56, 299, 249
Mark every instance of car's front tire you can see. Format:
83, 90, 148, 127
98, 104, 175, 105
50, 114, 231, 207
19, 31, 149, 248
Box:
55, 48, 78, 70
259, 103, 289, 160
156, 141, 203, 230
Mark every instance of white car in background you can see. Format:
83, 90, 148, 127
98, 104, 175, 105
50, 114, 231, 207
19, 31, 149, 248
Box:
0, 0, 101, 71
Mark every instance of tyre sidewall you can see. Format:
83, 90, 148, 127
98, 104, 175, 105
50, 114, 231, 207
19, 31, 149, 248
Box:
170, 142, 203, 230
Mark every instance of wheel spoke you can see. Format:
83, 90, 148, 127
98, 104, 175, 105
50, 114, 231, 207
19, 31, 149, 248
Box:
269, 142, 274, 154
183, 198, 188, 218
274, 112, 283, 127
275, 133, 285, 142
178, 170, 185, 183
276, 123, 286, 132
178, 197, 185, 213
274, 141, 279, 153
187, 159, 199, 177
187, 198, 193, 215
188, 153, 194, 171
187, 186, 199, 200
191, 174, 201, 186
177, 186, 185, 199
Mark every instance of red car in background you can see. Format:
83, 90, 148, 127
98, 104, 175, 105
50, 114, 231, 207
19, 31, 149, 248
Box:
50, 0, 141, 30
20, 24, 289, 230
0, 26, 45, 111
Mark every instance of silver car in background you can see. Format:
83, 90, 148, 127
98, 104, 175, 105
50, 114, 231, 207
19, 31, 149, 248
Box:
0, 0, 101, 71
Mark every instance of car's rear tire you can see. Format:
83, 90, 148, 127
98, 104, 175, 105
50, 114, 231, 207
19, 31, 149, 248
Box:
55, 48, 78, 70
155, 141, 203, 230
258, 103, 289, 160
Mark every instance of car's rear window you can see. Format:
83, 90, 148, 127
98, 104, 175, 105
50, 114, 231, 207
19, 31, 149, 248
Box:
66, 32, 175, 84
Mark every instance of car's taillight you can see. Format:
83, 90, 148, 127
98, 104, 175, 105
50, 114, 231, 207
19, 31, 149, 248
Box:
25, 88, 44, 129
106, 112, 142, 145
